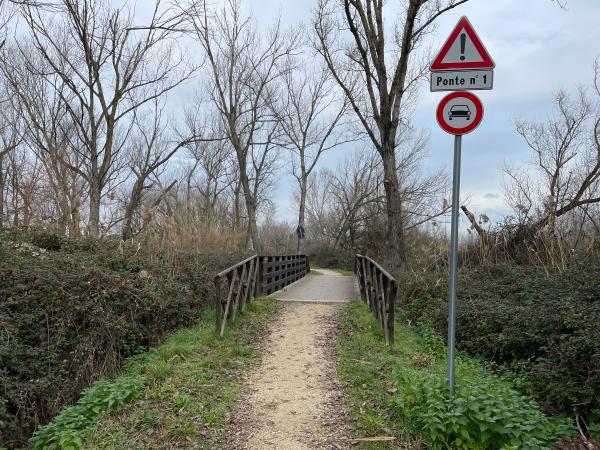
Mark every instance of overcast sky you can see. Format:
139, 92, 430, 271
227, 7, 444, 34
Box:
143, 0, 600, 227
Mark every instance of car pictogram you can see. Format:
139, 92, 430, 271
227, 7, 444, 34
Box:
448, 104, 471, 120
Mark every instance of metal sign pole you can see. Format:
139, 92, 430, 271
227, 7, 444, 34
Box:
447, 134, 462, 396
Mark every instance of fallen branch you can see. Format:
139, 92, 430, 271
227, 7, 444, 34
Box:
351, 436, 395, 442
461, 205, 487, 239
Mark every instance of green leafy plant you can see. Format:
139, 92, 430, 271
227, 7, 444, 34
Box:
337, 301, 576, 449
396, 374, 573, 450
29, 377, 143, 450
0, 229, 241, 447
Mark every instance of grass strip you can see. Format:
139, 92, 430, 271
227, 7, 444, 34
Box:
337, 301, 573, 450
334, 269, 354, 276
29, 299, 278, 450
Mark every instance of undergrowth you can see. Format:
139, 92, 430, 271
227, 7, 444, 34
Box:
337, 301, 574, 449
397, 257, 600, 421
28, 299, 277, 450
0, 229, 243, 447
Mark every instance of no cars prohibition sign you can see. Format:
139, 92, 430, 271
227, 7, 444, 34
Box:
436, 91, 484, 135
430, 15, 495, 398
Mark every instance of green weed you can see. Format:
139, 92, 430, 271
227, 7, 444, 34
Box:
337, 301, 575, 449
28, 299, 277, 450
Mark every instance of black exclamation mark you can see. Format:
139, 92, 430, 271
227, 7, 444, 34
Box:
460, 33, 466, 61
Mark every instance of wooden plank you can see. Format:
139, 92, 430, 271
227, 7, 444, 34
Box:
355, 257, 363, 302
230, 263, 247, 323
220, 269, 239, 336
361, 257, 370, 306
374, 269, 383, 327
241, 257, 255, 311
255, 256, 262, 297
381, 275, 390, 345
369, 263, 377, 315
388, 279, 397, 346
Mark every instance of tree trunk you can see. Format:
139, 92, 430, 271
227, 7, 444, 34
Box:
122, 178, 144, 240
69, 183, 81, 236
237, 160, 259, 251
243, 190, 259, 251
297, 178, 307, 254
233, 180, 241, 232
0, 157, 4, 228
88, 181, 101, 237
381, 144, 405, 269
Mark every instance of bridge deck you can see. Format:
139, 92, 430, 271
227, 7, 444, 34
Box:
268, 268, 359, 303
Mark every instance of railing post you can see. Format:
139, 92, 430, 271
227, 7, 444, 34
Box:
388, 280, 397, 346
256, 256, 263, 297
354, 254, 396, 346
215, 276, 222, 334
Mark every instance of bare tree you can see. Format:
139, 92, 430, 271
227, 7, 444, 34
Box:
313, 0, 469, 268
20, 0, 195, 236
1, 43, 87, 234
0, 84, 22, 225
121, 99, 197, 240
182, 0, 300, 250
505, 83, 600, 237
273, 60, 349, 253
306, 149, 381, 249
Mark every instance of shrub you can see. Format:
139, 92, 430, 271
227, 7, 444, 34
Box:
30, 230, 63, 251
392, 323, 575, 449
0, 230, 239, 448
397, 257, 600, 421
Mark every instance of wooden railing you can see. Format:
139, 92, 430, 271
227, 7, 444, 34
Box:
260, 254, 309, 295
355, 254, 398, 345
214, 254, 309, 335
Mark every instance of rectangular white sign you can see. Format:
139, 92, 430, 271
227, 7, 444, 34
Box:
430, 70, 493, 92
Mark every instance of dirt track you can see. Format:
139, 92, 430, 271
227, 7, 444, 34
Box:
229, 272, 357, 449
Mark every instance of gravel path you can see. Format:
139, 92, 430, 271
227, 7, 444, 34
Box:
229, 274, 357, 449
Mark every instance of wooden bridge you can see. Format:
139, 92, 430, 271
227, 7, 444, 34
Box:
214, 253, 397, 343
213, 254, 398, 448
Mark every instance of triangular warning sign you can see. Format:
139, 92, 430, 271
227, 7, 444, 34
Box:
431, 16, 495, 71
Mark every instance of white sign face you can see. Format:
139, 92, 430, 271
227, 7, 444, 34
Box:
437, 91, 484, 136
430, 16, 495, 71
431, 70, 493, 92
440, 32, 483, 66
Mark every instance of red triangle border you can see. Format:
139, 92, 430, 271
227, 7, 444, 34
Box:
431, 16, 495, 71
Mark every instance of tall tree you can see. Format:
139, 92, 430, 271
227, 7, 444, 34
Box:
21, 0, 194, 236
273, 61, 349, 253
313, 0, 469, 267
182, 0, 300, 250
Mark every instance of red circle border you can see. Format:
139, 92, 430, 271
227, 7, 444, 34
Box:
436, 91, 484, 135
